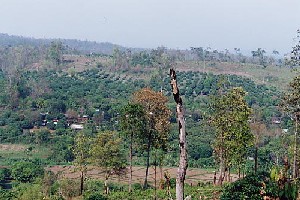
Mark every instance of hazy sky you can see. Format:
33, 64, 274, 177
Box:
0, 0, 299, 54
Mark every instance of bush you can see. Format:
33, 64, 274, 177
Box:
0, 188, 15, 200
0, 168, 11, 181
84, 192, 107, 200
59, 179, 81, 199
11, 161, 44, 183
132, 183, 143, 190
14, 183, 44, 200
220, 172, 278, 200
85, 179, 104, 193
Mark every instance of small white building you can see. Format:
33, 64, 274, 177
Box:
70, 124, 84, 130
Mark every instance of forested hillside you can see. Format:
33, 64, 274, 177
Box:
0, 34, 299, 199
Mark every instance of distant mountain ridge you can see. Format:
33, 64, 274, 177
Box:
0, 33, 130, 55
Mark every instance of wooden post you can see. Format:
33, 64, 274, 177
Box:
170, 69, 188, 200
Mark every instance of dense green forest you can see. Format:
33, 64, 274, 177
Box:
0, 33, 299, 199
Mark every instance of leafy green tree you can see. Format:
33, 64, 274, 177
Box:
250, 121, 268, 173
251, 48, 267, 67
282, 75, 300, 178
132, 88, 171, 189
47, 41, 63, 66
73, 131, 91, 195
211, 87, 253, 184
90, 131, 126, 194
120, 103, 146, 192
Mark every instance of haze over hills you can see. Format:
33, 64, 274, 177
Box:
0, 32, 289, 57
0, 33, 127, 55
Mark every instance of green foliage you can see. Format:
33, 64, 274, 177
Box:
120, 103, 146, 141
0, 168, 11, 181
84, 192, 107, 200
220, 173, 266, 200
211, 87, 254, 170
73, 131, 91, 170
59, 178, 81, 199
221, 171, 299, 200
11, 161, 44, 183
90, 131, 127, 177
13, 183, 44, 200
48, 135, 74, 163
34, 129, 50, 145
47, 41, 64, 66
0, 188, 14, 199
282, 75, 300, 120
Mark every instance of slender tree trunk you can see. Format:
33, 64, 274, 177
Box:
293, 116, 298, 178
104, 175, 109, 194
218, 146, 224, 185
129, 133, 133, 192
254, 146, 258, 174
170, 69, 188, 200
143, 132, 151, 189
154, 153, 157, 200
80, 170, 84, 195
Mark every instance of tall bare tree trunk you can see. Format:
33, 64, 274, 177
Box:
170, 69, 188, 200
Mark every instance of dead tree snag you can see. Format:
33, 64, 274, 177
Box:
170, 68, 188, 200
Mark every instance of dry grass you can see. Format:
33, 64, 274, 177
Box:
0, 144, 28, 151
47, 165, 238, 186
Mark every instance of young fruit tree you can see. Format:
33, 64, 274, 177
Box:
90, 131, 127, 194
120, 103, 146, 192
211, 87, 253, 184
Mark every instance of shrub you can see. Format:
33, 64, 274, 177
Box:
11, 161, 44, 183
0, 168, 11, 181
84, 192, 107, 200
59, 179, 81, 199
220, 172, 268, 200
